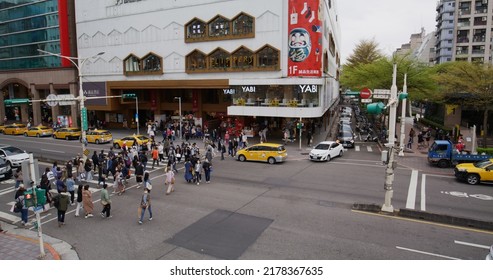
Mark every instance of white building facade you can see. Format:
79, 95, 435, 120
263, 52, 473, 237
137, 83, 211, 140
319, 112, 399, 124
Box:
74, 0, 341, 131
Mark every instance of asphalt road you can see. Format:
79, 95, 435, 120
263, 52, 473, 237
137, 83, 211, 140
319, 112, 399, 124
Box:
0, 132, 492, 259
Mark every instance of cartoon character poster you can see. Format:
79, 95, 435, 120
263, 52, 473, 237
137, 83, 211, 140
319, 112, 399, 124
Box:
288, 0, 322, 77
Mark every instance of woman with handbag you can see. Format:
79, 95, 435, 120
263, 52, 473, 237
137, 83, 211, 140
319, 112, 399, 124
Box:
100, 183, 112, 218
165, 167, 175, 195
143, 171, 152, 192
138, 187, 152, 224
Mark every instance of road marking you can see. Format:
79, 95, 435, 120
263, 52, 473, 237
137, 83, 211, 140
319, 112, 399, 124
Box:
351, 209, 493, 235
41, 149, 66, 154
0, 186, 15, 196
454, 240, 490, 249
367, 146, 372, 152
396, 246, 460, 260
421, 174, 426, 211
355, 146, 360, 152
405, 170, 419, 209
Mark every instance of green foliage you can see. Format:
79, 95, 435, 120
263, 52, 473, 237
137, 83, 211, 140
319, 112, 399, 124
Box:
418, 117, 452, 132
476, 148, 493, 155
344, 39, 383, 68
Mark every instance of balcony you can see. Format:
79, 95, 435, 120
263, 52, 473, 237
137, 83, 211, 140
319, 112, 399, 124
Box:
457, 37, 470, 43
473, 35, 486, 42
474, 8, 487, 14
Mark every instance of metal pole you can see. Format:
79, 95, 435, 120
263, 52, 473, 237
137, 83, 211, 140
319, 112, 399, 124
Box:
178, 97, 182, 142
398, 74, 407, 157
299, 117, 302, 150
79, 62, 86, 160
136, 96, 139, 135
29, 153, 45, 258
382, 64, 398, 213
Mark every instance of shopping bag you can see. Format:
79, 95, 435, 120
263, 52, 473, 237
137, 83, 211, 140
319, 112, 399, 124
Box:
290, 8, 298, 25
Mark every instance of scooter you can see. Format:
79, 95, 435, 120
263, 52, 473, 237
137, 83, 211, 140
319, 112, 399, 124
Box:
364, 129, 378, 142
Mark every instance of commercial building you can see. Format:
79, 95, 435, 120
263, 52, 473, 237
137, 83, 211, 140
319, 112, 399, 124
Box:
0, 0, 78, 126
74, 0, 341, 135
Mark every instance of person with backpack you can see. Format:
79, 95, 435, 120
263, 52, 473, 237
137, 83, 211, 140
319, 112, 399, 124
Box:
55, 191, 70, 227
138, 187, 153, 224
14, 185, 28, 226
202, 158, 212, 184
14, 167, 23, 189
100, 183, 112, 218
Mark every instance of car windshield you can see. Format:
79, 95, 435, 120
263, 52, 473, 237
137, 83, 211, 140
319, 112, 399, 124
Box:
98, 131, 111, 135
339, 131, 352, 138
474, 160, 493, 168
2, 146, 24, 155
314, 143, 330, 150
137, 136, 149, 140
71, 129, 81, 132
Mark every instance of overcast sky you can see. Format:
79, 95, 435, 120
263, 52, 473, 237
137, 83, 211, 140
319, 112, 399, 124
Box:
337, 0, 438, 63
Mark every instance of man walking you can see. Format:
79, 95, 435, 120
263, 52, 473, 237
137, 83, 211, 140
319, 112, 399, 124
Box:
100, 183, 112, 218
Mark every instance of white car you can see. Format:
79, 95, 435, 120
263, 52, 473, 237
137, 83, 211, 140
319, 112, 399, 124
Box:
309, 141, 344, 162
0, 145, 30, 167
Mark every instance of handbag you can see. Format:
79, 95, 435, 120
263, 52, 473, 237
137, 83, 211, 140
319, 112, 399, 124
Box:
171, 177, 175, 184
14, 200, 23, 213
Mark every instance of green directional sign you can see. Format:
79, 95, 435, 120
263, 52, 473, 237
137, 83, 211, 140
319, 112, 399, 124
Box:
4, 98, 30, 106
81, 108, 88, 131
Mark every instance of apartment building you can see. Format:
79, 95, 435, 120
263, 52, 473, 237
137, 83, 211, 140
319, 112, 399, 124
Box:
435, 0, 455, 64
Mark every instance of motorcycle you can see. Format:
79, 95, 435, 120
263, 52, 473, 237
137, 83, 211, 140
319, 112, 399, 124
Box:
364, 128, 378, 142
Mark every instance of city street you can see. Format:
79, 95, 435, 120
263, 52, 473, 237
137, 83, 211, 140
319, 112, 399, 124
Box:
1, 130, 492, 259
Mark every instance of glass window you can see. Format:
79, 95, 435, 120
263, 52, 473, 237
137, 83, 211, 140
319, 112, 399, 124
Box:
232, 13, 254, 36
256, 45, 279, 68
186, 19, 206, 39
209, 48, 230, 69
124, 55, 140, 73
142, 53, 162, 72
231, 47, 254, 69
186, 50, 207, 71
208, 16, 230, 37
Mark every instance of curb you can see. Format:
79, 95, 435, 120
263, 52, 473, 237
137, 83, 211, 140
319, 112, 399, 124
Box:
352, 203, 493, 231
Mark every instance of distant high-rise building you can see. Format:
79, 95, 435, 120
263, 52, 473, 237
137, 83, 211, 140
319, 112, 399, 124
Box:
435, 0, 455, 64
395, 28, 436, 65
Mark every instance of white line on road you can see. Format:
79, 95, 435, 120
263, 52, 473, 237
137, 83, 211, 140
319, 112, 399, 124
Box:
396, 246, 460, 260
41, 149, 66, 154
406, 170, 419, 209
367, 146, 372, 152
421, 174, 426, 211
454, 240, 490, 249
355, 146, 360, 152
0, 186, 15, 196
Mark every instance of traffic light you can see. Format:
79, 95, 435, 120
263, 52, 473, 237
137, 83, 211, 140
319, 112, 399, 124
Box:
367, 102, 385, 114
296, 122, 303, 129
35, 188, 46, 206
24, 189, 34, 208
398, 92, 408, 100
4, 99, 30, 106
122, 93, 137, 103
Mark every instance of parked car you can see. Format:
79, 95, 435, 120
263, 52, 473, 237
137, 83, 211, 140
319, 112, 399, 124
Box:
24, 125, 53, 137
336, 130, 355, 148
0, 125, 6, 133
0, 157, 12, 180
3, 123, 27, 135
454, 159, 493, 185
0, 145, 30, 167
53, 127, 82, 140
236, 143, 287, 164
85, 129, 113, 144
309, 141, 344, 162
113, 135, 150, 149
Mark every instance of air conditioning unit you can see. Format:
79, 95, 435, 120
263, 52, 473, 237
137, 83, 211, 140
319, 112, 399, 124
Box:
482, 16, 487, 21
482, 0, 487, 4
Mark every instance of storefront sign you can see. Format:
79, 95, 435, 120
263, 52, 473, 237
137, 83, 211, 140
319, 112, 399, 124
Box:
288, 0, 322, 77
83, 82, 107, 106
299, 85, 318, 93
241, 86, 256, 93
223, 88, 236, 94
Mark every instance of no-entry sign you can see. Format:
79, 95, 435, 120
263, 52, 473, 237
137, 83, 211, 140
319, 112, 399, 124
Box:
360, 88, 372, 99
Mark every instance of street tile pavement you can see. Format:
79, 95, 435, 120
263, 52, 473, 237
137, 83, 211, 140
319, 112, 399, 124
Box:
0, 229, 59, 260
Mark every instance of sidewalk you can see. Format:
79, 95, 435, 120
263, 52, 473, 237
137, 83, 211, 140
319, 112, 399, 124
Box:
0, 221, 78, 260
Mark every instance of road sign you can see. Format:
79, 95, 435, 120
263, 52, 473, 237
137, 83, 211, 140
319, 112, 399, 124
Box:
360, 98, 373, 103
359, 88, 372, 99
81, 108, 88, 131
46, 94, 58, 107
57, 94, 76, 106
4, 98, 30, 106
373, 94, 390, 99
83, 149, 90, 156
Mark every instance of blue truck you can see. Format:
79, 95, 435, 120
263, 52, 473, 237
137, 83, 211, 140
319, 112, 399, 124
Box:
427, 140, 493, 168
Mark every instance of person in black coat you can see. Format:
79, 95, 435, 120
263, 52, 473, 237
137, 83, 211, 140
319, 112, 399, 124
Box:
92, 151, 100, 172
135, 161, 144, 188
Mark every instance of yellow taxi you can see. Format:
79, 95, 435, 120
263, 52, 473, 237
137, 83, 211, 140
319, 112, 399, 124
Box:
24, 126, 54, 137
53, 127, 82, 140
236, 143, 287, 164
2, 123, 28, 135
113, 135, 150, 149
0, 125, 6, 133
85, 129, 113, 144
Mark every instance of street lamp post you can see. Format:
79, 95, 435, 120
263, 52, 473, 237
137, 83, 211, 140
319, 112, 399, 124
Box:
174, 97, 182, 141
398, 74, 408, 157
38, 49, 104, 159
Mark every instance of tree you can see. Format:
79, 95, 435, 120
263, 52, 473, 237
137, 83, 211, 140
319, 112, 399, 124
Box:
341, 55, 438, 101
432, 61, 493, 147
344, 39, 383, 68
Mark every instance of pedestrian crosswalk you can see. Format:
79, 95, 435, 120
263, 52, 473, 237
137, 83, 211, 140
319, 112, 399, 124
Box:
354, 145, 374, 153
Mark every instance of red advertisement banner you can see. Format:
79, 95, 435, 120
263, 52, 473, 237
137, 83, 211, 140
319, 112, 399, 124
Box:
288, 0, 322, 77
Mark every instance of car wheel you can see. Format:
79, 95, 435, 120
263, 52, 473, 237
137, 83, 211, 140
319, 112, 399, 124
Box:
326, 155, 331, 162
65, 136, 69, 140
437, 160, 449, 168
113, 143, 120, 149
268, 157, 276, 164
339, 150, 343, 157
24, 132, 27, 137
466, 174, 480, 185
238, 155, 246, 162
96, 139, 100, 144
52, 134, 56, 139
36, 134, 40, 138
